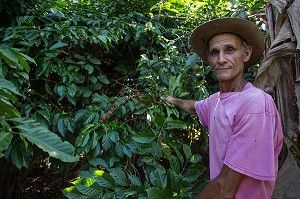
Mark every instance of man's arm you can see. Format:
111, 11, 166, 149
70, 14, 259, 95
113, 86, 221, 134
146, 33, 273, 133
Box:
162, 96, 196, 114
194, 165, 244, 199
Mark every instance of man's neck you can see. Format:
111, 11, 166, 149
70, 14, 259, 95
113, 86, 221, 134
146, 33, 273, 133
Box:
219, 78, 247, 93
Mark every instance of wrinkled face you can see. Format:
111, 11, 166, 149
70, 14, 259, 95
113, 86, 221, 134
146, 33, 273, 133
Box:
208, 33, 252, 83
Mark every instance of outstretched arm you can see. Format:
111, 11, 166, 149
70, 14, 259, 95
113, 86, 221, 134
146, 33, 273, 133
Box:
162, 96, 196, 114
193, 165, 244, 199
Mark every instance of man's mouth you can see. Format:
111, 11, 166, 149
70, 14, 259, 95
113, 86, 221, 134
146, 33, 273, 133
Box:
215, 68, 230, 71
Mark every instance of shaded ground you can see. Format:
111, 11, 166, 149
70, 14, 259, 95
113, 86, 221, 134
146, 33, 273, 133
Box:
22, 166, 72, 199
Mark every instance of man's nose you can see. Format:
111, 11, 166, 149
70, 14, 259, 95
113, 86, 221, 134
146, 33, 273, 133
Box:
217, 51, 227, 64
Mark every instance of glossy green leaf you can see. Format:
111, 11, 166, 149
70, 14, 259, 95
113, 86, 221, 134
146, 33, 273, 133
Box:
110, 168, 127, 186
97, 75, 109, 84
84, 64, 94, 74
88, 157, 108, 168
0, 76, 22, 96
183, 144, 192, 159
95, 171, 116, 189
10, 146, 24, 169
150, 169, 167, 190
166, 119, 187, 129
128, 173, 141, 186
75, 184, 102, 196
49, 42, 68, 50
0, 98, 21, 117
10, 117, 78, 162
62, 190, 90, 199
0, 132, 13, 158
169, 170, 182, 191
0, 48, 18, 63
146, 187, 167, 199
132, 131, 156, 143
169, 155, 180, 173
154, 113, 165, 127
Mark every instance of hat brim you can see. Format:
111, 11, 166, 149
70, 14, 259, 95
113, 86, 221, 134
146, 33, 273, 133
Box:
190, 18, 264, 68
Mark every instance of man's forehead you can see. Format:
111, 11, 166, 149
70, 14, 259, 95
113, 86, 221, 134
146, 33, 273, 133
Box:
209, 33, 243, 47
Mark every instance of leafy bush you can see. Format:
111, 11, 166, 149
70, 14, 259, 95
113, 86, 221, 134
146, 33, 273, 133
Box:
0, 0, 266, 198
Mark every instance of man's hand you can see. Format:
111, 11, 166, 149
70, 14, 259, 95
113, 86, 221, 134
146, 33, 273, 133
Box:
161, 96, 196, 114
161, 96, 176, 105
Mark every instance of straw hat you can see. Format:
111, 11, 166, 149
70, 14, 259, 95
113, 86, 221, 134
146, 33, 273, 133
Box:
190, 17, 265, 68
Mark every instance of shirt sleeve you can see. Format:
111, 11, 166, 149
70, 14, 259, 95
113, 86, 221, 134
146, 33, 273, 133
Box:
224, 110, 278, 181
194, 100, 209, 127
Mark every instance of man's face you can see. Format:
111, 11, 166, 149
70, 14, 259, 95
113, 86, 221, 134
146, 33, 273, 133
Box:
207, 33, 252, 83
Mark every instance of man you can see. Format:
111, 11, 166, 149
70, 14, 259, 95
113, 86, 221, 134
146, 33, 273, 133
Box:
163, 18, 283, 198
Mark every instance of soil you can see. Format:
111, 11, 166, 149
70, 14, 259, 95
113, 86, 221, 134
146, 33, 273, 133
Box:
22, 166, 73, 199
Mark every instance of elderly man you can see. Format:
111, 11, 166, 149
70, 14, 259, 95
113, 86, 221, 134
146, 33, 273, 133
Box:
164, 18, 283, 198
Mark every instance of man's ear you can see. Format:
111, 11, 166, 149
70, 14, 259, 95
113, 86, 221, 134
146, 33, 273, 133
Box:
244, 46, 252, 62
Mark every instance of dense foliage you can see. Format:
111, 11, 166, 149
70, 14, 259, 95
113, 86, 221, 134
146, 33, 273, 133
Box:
0, 0, 267, 198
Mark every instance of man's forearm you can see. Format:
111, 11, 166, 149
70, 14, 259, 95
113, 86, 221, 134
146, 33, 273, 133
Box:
193, 180, 223, 199
171, 98, 196, 114
194, 165, 243, 199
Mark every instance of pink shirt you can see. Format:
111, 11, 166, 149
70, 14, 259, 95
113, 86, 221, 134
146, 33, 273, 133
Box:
194, 83, 283, 199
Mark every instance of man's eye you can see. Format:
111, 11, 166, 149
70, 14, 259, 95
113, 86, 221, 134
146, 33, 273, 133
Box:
227, 47, 235, 53
210, 51, 218, 57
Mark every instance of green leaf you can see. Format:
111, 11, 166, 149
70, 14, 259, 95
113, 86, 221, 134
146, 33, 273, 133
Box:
183, 164, 205, 183
55, 84, 66, 98
11, 117, 79, 162
95, 171, 115, 189
87, 57, 101, 65
0, 132, 13, 155
97, 75, 109, 84
150, 169, 167, 190
110, 168, 127, 186
189, 154, 202, 163
88, 157, 108, 168
185, 53, 198, 66
97, 35, 108, 44
109, 131, 119, 143
0, 48, 18, 63
128, 173, 141, 186
169, 170, 182, 191
178, 91, 190, 98
74, 54, 86, 60
67, 83, 77, 97
123, 144, 132, 158
173, 147, 184, 166
75, 184, 102, 196
169, 155, 180, 173
0, 98, 21, 118
84, 64, 94, 74
0, 89, 17, 101
146, 187, 167, 199
102, 134, 113, 150
166, 119, 186, 129
0, 76, 22, 96
57, 117, 67, 137
62, 190, 90, 199
191, 178, 208, 194
49, 42, 68, 50
10, 146, 24, 169
183, 144, 192, 159
133, 131, 156, 143
10, 48, 36, 69
154, 113, 165, 127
